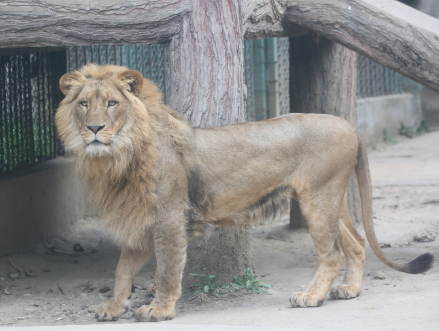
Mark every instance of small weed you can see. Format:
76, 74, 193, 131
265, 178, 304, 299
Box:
399, 120, 429, 138
417, 119, 429, 134
189, 266, 272, 298
189, 264, 226, 298
228, 268, 272, 294
371, 144, 376, 151
399, 123, 416, 138
383, 127, 396, 144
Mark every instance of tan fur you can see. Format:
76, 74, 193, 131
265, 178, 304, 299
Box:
56, 64, 432, 322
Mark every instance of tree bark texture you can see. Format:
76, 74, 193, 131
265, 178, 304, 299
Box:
242, 0, 309, 39
0, 0, 307, 48
0, 0, 189, 47
289, 34, 362, 228
285, 0, 439, 93
165, 0, 254, 290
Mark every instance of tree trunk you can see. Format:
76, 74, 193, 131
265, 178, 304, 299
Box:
166, 0, 254, 290
289, 34, 362, 228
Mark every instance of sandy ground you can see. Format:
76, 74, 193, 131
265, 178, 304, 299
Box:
1, 131, 439, 330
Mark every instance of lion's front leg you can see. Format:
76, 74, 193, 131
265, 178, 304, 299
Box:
134, 222, 187, 322
95, 245, 153, 322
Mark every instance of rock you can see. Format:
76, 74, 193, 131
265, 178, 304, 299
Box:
413, 233, 436, 242
73, 244, 85, 252
145, 283, 156, 297
99, 285, 111, 293
87, 305, 98, 313
372, 271, 386, 279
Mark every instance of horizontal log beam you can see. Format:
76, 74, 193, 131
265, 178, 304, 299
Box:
285, 0, 439, 92
0, 0, 189, 47
0, 0, 309, 48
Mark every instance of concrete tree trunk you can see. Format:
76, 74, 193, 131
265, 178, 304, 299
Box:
166, 0, 254, 289
289, 34, 362, 228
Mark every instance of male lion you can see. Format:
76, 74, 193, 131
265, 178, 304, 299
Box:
56, 64, 433, 322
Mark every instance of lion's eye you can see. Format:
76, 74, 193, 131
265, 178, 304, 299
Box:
108, 100, 117, 107
79, 101, 88, 107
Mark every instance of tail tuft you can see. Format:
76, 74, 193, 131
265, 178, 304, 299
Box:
402, 253, 434, 274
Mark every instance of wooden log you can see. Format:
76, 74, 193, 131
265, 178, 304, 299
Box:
243, 0, 310, 39
165, 0, 254, 289
285, 0, 439, 93
289, 34, 362, 228
0, 0, 189, 47
0, 0, 309, 48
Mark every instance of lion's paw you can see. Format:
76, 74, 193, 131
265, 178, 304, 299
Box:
134, 305, 175, 322
290, 292, 325, 308
330, 284, 361, 300
95, 301, 128, 322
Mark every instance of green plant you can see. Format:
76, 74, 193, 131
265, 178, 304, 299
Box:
228, 268, 272, 294
371, 144, 376, 151
189, 264, 225, 298
416, 119, 429, 134
383, 127, 396, 144
399, 120, 429, 138
399, 122, 416, 138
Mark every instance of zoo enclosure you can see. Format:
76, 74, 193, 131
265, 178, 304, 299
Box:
1, 39, 419, 175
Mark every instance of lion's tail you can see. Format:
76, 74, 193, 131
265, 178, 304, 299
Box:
355, 132, 433, 274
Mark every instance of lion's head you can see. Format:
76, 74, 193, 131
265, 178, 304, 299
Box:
56, 64, 164, 160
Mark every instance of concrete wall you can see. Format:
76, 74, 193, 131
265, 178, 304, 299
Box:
415, 0, 439, 129
357, 93, 422, 146
0, 158, 95, 255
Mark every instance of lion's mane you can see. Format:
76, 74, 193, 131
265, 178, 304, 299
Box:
55, 64, 192, 249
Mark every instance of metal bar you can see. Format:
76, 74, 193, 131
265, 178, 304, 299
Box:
25, 54, 35, 164
16, 54, 24, 167
12, 55, 20, 170
265, 38, 280, 118
47, 52, 54, 158
160, 45, 166, 102
0, 56, 4, 173
42, 53, 48, 160
36, 52, 43, 162
253, 39, 268, 121
5, 56, 11, 172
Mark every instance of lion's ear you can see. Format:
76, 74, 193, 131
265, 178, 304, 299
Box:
119, 70, 144, 96
59, 72, 84, 95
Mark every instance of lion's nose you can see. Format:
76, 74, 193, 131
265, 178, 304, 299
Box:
86, 125, 105, 134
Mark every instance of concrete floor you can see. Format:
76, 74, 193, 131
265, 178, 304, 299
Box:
1, 130, 438, 331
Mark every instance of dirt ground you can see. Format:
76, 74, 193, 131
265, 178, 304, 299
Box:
0, 131, 438, 330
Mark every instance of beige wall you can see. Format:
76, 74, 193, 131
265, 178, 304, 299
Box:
0, 158, 95, 255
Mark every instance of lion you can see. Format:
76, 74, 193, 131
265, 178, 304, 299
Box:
55, 64, 433, 322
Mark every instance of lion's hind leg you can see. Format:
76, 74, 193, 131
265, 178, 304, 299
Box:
330, 201, 366, 300
290, 190, 345, 308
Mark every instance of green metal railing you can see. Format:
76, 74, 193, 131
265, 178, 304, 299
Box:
357, 55, 418, 99
1, 45, 166, 176
245, 39, 419, 122
1, 49, 66, 175
67, 45, 167, 101
2, 39, 421, 176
